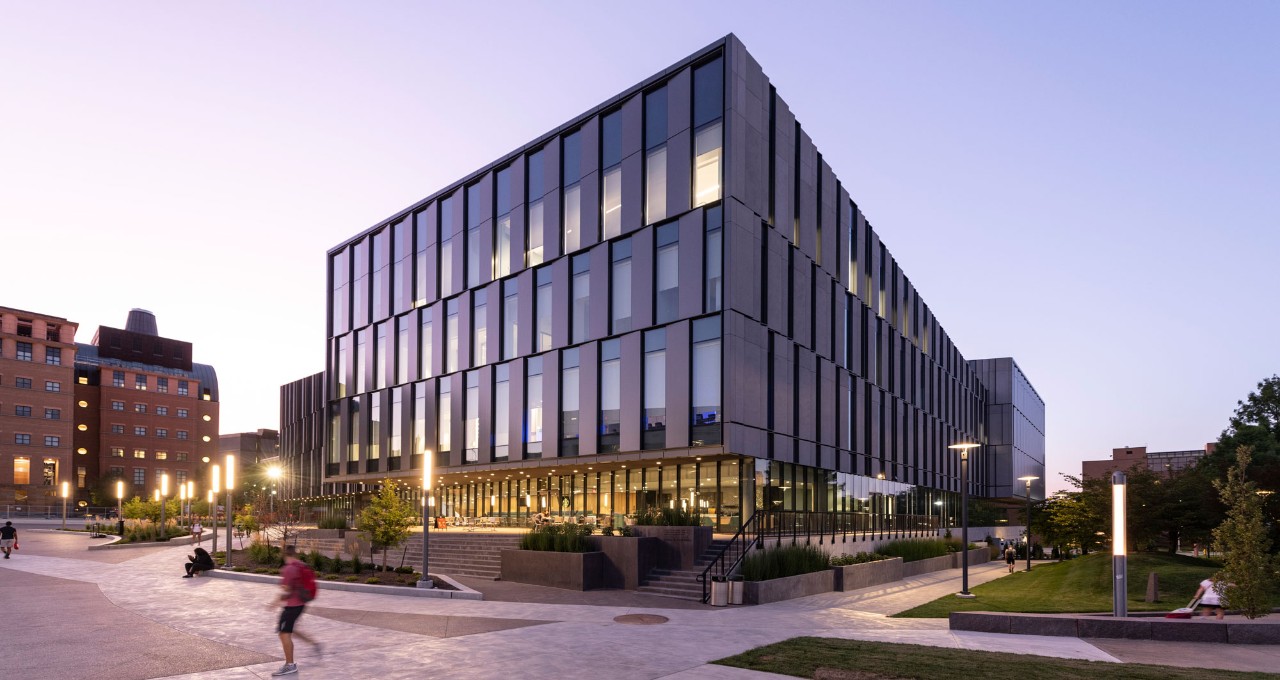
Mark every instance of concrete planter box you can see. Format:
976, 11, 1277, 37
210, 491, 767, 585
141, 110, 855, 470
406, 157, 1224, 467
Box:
833, 557, 904, 591
743, 569, 835, 605
303, 529, 350, 539
588, 536, 659, 589
901, 553, 955, 578
500, 549, 605, 591
630, 526, 712, 570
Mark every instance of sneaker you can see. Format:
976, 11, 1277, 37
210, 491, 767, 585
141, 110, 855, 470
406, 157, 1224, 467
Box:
271, 663, 298, 676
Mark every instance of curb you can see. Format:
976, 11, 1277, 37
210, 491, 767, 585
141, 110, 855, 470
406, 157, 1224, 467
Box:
205, 569, 484, 600
88, 534, 197, 550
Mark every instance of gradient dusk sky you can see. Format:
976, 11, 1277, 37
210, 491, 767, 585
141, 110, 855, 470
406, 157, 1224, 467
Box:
2, 2, 1276, 492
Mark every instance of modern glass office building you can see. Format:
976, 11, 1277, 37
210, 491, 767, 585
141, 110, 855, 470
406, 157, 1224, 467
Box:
312, 35, 1046, 535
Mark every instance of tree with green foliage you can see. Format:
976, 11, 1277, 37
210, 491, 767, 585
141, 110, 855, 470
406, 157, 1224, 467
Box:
121, 496, 180, 523
356, 480, 416, 572
1208, 375, 1280, 552
1212, 445, 1275, 619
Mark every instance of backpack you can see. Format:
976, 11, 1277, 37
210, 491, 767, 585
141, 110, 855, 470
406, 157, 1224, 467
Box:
295, 563, 318, 603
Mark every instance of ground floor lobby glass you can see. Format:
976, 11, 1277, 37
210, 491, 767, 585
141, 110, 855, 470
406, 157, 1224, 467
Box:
313, 457, 963, 537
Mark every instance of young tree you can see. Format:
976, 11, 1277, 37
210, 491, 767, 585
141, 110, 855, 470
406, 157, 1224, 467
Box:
356, 480, 416, 573
1212, 445, 1275, 619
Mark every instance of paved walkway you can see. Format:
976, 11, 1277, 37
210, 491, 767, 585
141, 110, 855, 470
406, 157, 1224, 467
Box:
0, 531, 1271, 679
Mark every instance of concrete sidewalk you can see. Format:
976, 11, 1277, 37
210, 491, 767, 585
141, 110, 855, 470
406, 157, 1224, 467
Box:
3, 531, 1272, 679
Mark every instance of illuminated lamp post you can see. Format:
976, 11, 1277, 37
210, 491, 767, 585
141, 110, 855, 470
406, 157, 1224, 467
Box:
224, 455, 235, 567
115, 480, 124, 520
211, 464, 220, 557
949, 443, 980, 598
418, 450, 434, 589
1018, 476, 1040, 572
159, 473, 169, 539
1113, 471, 1127, 618
60, 481, 69, 530
266, 465, 282, 514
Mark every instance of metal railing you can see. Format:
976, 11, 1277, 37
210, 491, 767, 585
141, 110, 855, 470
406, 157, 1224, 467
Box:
697, 511, 762, 603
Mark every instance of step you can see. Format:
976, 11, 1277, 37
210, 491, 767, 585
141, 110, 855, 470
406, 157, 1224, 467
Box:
636, 586, 704, 600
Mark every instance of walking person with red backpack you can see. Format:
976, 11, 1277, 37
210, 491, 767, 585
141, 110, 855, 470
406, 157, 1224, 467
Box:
272, 545, 320, 676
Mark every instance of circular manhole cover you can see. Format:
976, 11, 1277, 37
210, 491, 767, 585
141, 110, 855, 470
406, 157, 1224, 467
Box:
613, 614, 669, 625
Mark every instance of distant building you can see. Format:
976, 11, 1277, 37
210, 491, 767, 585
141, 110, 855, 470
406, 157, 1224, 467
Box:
74, 309, 220, 503
1081, 444, 1214, 480
280, 372, 325, 501
0, 307, 78, 508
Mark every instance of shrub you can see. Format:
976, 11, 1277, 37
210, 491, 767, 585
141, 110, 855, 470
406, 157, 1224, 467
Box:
317, 514, 349, 531
618, 525, 634, 537
344, 575, 359, 582
247, 543, 282, 566
877, 539, 962, 563
519, 523, 593, 552
252, 567, 270, 574
629, 507, 701, 526
351, 555, 364, 574
304, 550, 325, 571
601, 526, 615, 536
322, 574, 340, 581
740, 544, 831, 582
365, 577, 382, 585
394, 566, 415, 574
830, 552, 889, 566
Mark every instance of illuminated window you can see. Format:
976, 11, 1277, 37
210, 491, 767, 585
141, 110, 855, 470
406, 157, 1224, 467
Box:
133, 450, 146, 459
13, 457, 30, 484
526, 357, 544, 458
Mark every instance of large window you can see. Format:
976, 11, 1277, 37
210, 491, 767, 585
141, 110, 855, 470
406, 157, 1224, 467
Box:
526, 357, 543, 458
693, 56, 724, 208
375, 322, 388, 390
601, 110, 622, 239
691, 316, 722, 445
356, 329, 368, 393
440, 195, 455, 297
466, 183, 482, 289
420, 306, 434, 378
561, 348, 580, 456
413, 382, 428, 458
112, 370, 125, 387
495, 165, 513, 279
494, 363, 510, 461
612, 239, 632, 333
599, 339, 621, 453
527, 149, 545, 266
503, 280, 518, 360
473, 290, 488, 366
16, 342, 32, 361
705, 205, 723, 313
445, 299, 459, 373
369, 397, 381, 462
656, 223, 680, 323
438, 381, 452, 456
45, 347, 61, 365
464, 371, 479, 463
645, 87, 667, 224
13, 457, 30, 485
562, 130, 582, 253
536, 267, 553, 351
397, 316, 410, 385
348, 396, 361, 463
572, 255, 590, 344
414, 207, 434, 308
643, 329, 666, 450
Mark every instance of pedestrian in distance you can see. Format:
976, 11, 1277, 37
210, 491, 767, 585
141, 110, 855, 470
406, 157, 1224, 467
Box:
192, 520, 203, 544
272, 545, 320, 676
1194, 577, 1228, 620
184, 547, 215, 577
1004, 544, 1016, 573
0, 521, 16, 558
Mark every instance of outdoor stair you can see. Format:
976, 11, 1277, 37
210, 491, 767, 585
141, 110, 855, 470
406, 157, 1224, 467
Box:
636, 538, 734, 602
376, 533, 521, 581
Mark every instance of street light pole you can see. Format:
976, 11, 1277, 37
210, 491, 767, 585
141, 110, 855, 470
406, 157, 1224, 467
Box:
1113, 471, 1128, 618
1018, 475, 1040, 573
60, 481, 69, 530
210, 464, 220, 558
224, 455, 235, 567
418, 450, 434, 589
115, 480, 124, 523
159, 473, 169, 540
949, 443, 980, 598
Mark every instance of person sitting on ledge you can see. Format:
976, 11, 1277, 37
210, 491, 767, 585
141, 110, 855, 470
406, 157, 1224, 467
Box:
185, 547, 215, 578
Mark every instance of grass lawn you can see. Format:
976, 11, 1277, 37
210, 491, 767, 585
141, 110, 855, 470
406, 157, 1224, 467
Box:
894, 551, 1242, 618
714, 637, 1277, 679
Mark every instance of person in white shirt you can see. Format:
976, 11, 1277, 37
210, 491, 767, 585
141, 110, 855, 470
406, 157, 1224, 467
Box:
1194, 578, 1226, 620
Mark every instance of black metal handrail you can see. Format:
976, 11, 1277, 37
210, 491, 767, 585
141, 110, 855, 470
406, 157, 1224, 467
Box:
697, 511, 761, 603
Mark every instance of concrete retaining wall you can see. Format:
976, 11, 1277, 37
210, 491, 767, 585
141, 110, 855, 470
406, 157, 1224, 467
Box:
744, 568, 835, 605
206, 569, 482, 600
630, 526, 712, 570
500, 549, 605, 590
588, 536, 658, 590
950, 611, 1280, 644
833, 557, 904, 591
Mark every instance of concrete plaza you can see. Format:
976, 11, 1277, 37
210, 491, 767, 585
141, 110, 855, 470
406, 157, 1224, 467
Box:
1, 526, 1277, 679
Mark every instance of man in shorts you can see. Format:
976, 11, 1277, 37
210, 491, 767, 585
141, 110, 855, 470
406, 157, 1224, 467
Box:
1004, 543, 1016, 573
272, 545, 320, 676
0, 521, 16, 558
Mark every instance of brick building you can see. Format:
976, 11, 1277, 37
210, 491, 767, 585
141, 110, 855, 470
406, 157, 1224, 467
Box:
74, 309, 220, 503
1081, 444, 1214, 480
0, 307, 78, 509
